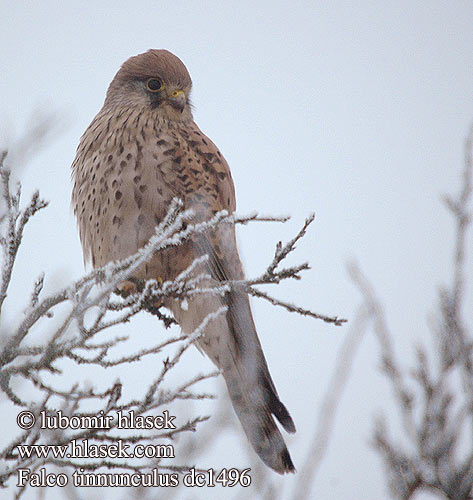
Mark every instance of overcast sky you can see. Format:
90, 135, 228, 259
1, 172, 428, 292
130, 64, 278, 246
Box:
1, 1, 473, 499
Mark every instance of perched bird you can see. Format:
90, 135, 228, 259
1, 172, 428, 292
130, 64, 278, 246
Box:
71, 49, 295, 473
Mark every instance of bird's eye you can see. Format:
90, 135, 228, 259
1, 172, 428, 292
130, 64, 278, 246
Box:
146, 78, 164, 92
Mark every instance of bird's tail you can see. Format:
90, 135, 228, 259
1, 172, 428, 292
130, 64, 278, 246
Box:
169, 288, 296, 474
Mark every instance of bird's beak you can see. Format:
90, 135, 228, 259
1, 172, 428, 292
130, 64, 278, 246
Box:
167, 89, 186, 112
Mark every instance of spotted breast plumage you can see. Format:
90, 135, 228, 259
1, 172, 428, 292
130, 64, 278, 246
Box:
71, 49, 295, 473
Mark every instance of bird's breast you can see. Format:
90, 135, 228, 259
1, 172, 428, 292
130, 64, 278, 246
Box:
72, 109, 233, 277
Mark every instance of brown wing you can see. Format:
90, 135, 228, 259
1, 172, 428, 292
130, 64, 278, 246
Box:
173, 124, 296, 434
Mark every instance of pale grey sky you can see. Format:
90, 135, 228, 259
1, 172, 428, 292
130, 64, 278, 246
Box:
1, 1, 473, 499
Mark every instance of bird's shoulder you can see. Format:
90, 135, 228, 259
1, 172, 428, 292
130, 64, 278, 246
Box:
145, 120, 236, 216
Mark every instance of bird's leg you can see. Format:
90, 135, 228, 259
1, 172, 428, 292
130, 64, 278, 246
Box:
148, 276, 164, 308
143, 277, 177, 327
115, 280, 138, 297
115, 276, 163, 300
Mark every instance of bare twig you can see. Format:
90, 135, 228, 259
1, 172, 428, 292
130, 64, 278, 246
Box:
350, 124, 473, 500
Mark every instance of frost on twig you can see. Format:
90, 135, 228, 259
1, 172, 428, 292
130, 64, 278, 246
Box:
0, 148, 344, 493
349, 124, 473, 500
241, 214, 346, 326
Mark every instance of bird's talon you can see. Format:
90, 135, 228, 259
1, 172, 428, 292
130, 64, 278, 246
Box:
116, 280, 137, 297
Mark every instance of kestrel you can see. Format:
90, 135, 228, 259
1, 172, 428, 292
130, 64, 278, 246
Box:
71, 49, 295, 473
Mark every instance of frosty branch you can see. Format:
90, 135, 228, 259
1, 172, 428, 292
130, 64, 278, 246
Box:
0, 149, 344, 494
350, 124, 473, 500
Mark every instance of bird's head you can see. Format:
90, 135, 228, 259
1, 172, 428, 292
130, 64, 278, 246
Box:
104, 49, 193, 121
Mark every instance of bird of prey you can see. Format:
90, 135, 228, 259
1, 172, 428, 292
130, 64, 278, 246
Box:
71, 49, 295, 473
